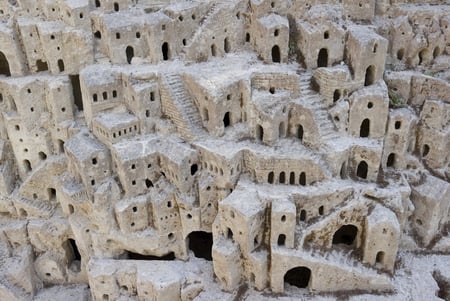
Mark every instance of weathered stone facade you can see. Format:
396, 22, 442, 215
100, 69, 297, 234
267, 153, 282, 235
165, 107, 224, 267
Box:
0, 0, 449, 300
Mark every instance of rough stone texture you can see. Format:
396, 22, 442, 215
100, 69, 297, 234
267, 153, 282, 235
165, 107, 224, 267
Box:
0, 0, 449, 300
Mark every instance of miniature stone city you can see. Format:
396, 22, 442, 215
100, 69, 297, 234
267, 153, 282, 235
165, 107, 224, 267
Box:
0, 0, 449, 300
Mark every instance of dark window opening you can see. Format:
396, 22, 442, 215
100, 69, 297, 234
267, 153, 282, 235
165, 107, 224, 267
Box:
57, 139, 65, 153
114, 2, 119, 11
64, 238, 81, 272
418, 49, 427, 65
284, 266, 311, 289
278, 234, 286, 246
357, 161, 368, 179
256, 125, 264, 141
68, 204, 74, 214
297, 125, 304, 141
223, 112, 230, 128
224, 38, 230, 53
272, 45, 281, 63
125, 250, 175, 261
145, 179, 153, 188
190, 164, 198, 175
360, 118, 370, 137
395, 121, 401, 129
126, 46, 134, 64
268, 172, 274, 184
387, 153, 395, 167
289, 172, 295, 185
332, 224, 358, 246
211, 44, 217, 57
279, 172, 285, 184
324, 31, 329, 39
95, 0, 100, 7
319, 206, 324, 215
162, 42, 169, 60
57, 59, 64, 72
94, 31, 101, 39
102, 92, 107, 100
245, 33, 250, 43
333, 90, 341, 102
227, 228, 233, 240
422, 144, 430, 157
70, 75, 83, 111
397, 48, 404, 60
317, 48, 328, 67
48, 188, 56, 201
39, 151, 47, 160
300, 210, 306, 221
0, 51, 11, 76
364, 65, 376, 86
376, 251, 384, 264
188, 231, 213, 260
299, 172, 306, 186
150, 92, 155, 101
36, 60, 48, 72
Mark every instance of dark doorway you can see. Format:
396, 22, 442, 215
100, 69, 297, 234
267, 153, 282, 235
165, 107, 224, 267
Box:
284, 266, 311, 289
64, 238, 81, 272
36, 60, 48, 72
211, 44, 217, 57
376, 251, 384, 264
386, 153, 395, 167
279, 172, 285, 184
299, 172, 306, 186
70, 75, 83, 111
300, 210, 306, 221
418, 49, 427, 65
162, 42, 169, 60
0, 51, 11, 76
356, 161, 368, 179
333, 90, 341, 102
289, 172, 295, 185
268, 172, 274, 184
332, 225, 357, 245
272, 45, 281, 63
297, 125, 304, 141
422, 144, 430, 157
360, 118, 370, 137
188, 231, 213, 260
256, 125, 264, 141
364, 65, 375, 86
317, 48, 328, 67
190, 164, 198, 175
145, 179, 153, 188
278, 234, 286, 246
114, 2, 119, 12
126, 46, 134, 64
126, 250, 175, 260
57, 59, 64, 72
48, 188, 56, 202
223, 112, 230, 128
224, 38, 230, 53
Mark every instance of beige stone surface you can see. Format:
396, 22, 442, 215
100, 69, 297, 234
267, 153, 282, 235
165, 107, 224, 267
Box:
0, 0, 449, 300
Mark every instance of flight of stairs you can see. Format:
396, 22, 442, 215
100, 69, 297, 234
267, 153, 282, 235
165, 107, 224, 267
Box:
160, 73, 205, 141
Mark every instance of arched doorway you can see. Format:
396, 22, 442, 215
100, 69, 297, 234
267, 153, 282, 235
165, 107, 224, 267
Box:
332, 224, 358, 246
256, 125, 264, 141
360, 118, 370, 137
272, 45, 280, 63
317, 48, 328, 67
188, 231, 213, 260
284, 266, 311, 289
126, 46, 134, 64
162, 42, 169, 61
386, 153, 395, 168
356, 161, 368, 179
364, 65, 376, 86
223, 112, 230, 128
0, 51, 11, 76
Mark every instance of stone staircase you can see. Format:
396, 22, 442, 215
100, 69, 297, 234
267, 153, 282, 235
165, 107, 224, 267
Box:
160, 73, 205, 141
298, 72, 340, 143
14, 197, 55, 218
183, 3, 219, 52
